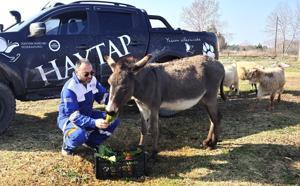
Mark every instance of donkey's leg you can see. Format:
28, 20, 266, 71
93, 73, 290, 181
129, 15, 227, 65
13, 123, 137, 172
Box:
149, 110, 159, 156
277, 87, 284, 103
138, 116, 147, 146
202, 101, 221, 149
235, 82, 240, 95
253, 84, 258, 95
268, 93, 275, 110
135, 101, 151, 147
277, 93, 281, 103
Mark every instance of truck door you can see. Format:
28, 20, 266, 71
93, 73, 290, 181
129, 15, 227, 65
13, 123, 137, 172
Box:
25, 7, 93, 92
91, 7, 149, 85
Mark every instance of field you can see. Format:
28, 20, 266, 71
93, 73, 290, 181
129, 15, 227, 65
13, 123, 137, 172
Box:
0, 56, 299, 185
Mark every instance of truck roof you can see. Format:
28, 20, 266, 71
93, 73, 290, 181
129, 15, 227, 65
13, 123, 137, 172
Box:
42, 0, 138, 11
71, 0, 135, 8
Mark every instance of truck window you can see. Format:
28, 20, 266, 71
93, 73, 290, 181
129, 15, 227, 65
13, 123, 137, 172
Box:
97, 11, 133, 32
150, 19, 167, 29
44, 11, 87, 35
148, 15, 173, 31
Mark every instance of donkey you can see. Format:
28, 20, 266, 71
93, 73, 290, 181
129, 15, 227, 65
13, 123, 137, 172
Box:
105, 55, 226, 156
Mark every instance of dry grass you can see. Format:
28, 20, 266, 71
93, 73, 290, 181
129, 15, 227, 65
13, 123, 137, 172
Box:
0, 56, 299, 185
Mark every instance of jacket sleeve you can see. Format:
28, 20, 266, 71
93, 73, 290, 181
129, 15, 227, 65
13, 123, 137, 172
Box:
94, 81, 109, 104
62, 88, 97, 129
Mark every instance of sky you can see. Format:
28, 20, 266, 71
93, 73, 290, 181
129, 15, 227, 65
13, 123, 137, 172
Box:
0, 0, 299, 45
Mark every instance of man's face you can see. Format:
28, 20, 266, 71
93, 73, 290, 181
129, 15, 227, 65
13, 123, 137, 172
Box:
75, 63, 94, 85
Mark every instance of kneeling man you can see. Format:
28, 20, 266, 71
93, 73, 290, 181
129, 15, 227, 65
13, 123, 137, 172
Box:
57, 59, 119, 156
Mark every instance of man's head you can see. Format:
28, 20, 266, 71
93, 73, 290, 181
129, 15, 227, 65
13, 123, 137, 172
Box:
75, 59, 94, 85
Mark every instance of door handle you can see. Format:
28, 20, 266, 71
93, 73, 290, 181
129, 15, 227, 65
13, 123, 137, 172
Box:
76, 44, 89, 50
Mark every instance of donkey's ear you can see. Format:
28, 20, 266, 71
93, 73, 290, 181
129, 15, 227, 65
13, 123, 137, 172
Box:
254, 68, 260, 75
104, 56, 116, 72
249, 68, 260, 78
132, 55, 152, 73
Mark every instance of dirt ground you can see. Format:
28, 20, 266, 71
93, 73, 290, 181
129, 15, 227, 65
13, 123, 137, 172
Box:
0, 56, 299, 185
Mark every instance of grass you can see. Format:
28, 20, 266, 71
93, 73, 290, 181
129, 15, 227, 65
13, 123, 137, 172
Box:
0, 56, 299, 185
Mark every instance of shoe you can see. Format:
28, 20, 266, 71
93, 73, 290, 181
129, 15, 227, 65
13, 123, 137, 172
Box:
82, 143, 97, 152
61, 148, 74, 156
61, 143, 74, 156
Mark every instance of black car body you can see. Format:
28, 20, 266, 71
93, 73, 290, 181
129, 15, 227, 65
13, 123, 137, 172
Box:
0, 1, 219, 133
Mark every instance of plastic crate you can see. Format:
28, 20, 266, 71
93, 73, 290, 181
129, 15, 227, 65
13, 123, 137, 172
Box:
95, 148, 146, 179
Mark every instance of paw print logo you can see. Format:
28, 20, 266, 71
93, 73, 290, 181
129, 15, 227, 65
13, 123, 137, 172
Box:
202, 42, 215, 59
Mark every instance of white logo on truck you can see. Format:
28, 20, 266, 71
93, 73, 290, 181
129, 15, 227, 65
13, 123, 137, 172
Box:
49, 40, 60, 52
0, 37, 20, 63
203, 42, 215, 59
185, 42, 194, 54
35, 34, 131, 86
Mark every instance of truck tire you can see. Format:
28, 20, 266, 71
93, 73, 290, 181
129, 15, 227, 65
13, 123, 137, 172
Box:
0, 83, 15, 134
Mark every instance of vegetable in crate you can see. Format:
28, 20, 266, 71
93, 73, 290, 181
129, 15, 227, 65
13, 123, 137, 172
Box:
124, 152, 133, 160
123, 146, 143, 160
95, 145, 117, 163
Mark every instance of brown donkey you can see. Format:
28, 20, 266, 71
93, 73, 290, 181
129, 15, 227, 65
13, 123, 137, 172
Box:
105, 55, 225, 156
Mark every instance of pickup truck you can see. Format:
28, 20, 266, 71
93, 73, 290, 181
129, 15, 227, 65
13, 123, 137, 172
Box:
0, 1, 219, 134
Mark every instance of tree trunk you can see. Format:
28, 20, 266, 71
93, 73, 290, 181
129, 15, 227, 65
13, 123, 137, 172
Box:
298, 42, 300, 61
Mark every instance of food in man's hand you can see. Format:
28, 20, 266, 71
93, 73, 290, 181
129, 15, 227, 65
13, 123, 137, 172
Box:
105, 113, 117, 123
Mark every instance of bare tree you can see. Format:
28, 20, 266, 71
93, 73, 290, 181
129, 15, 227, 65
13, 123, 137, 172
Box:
266, 2, 300, 55
181, 0, 220, 32
181, 0, 227, 50
207, 24, 227, 50
288, 1, 300, 54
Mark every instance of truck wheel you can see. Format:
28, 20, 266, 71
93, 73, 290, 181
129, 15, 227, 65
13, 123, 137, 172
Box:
0, 83, 15, 134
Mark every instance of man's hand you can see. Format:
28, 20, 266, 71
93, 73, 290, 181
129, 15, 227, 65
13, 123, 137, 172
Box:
95, 119, 109, 129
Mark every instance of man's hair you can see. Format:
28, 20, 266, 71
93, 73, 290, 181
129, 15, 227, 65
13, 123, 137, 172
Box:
75, 59, 91, 69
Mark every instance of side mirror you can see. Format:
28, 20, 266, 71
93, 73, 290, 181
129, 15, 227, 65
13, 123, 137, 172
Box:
28, 22, 46, 37
0, 24, 3, 32
10, 10, 21, 24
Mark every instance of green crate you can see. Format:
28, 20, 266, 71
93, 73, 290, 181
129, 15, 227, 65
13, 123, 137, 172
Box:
95, 147, 146, 179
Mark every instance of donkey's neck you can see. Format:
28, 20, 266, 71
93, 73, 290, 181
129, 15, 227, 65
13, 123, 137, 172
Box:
132, 67, 158, 104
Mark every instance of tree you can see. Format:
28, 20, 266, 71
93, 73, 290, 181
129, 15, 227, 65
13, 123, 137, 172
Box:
266, 2, 300, 55
257, 43, 263, 50
181, 0, 227, 50
181, 0, 221, 32
289, 1, 300, 55
207, 24, 227, 50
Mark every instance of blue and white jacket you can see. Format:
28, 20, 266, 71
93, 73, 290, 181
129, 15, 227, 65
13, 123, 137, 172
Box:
57, 72, 108, 130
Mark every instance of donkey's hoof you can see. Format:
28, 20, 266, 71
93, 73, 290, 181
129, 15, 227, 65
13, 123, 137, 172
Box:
147, 150, 159, 163
202, 139, 217, 150
202, 139, 211, 147
150, 150, 158, 158
206, 145, 216, 150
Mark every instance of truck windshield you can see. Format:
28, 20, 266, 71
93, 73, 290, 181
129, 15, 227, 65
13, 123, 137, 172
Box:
4, 9, 48, 32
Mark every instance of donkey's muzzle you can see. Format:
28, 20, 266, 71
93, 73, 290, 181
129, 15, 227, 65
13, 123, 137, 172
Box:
105, 110, 117, 117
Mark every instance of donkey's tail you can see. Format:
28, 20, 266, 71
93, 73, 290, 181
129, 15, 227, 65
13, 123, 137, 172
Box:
220, 75, 226, 101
